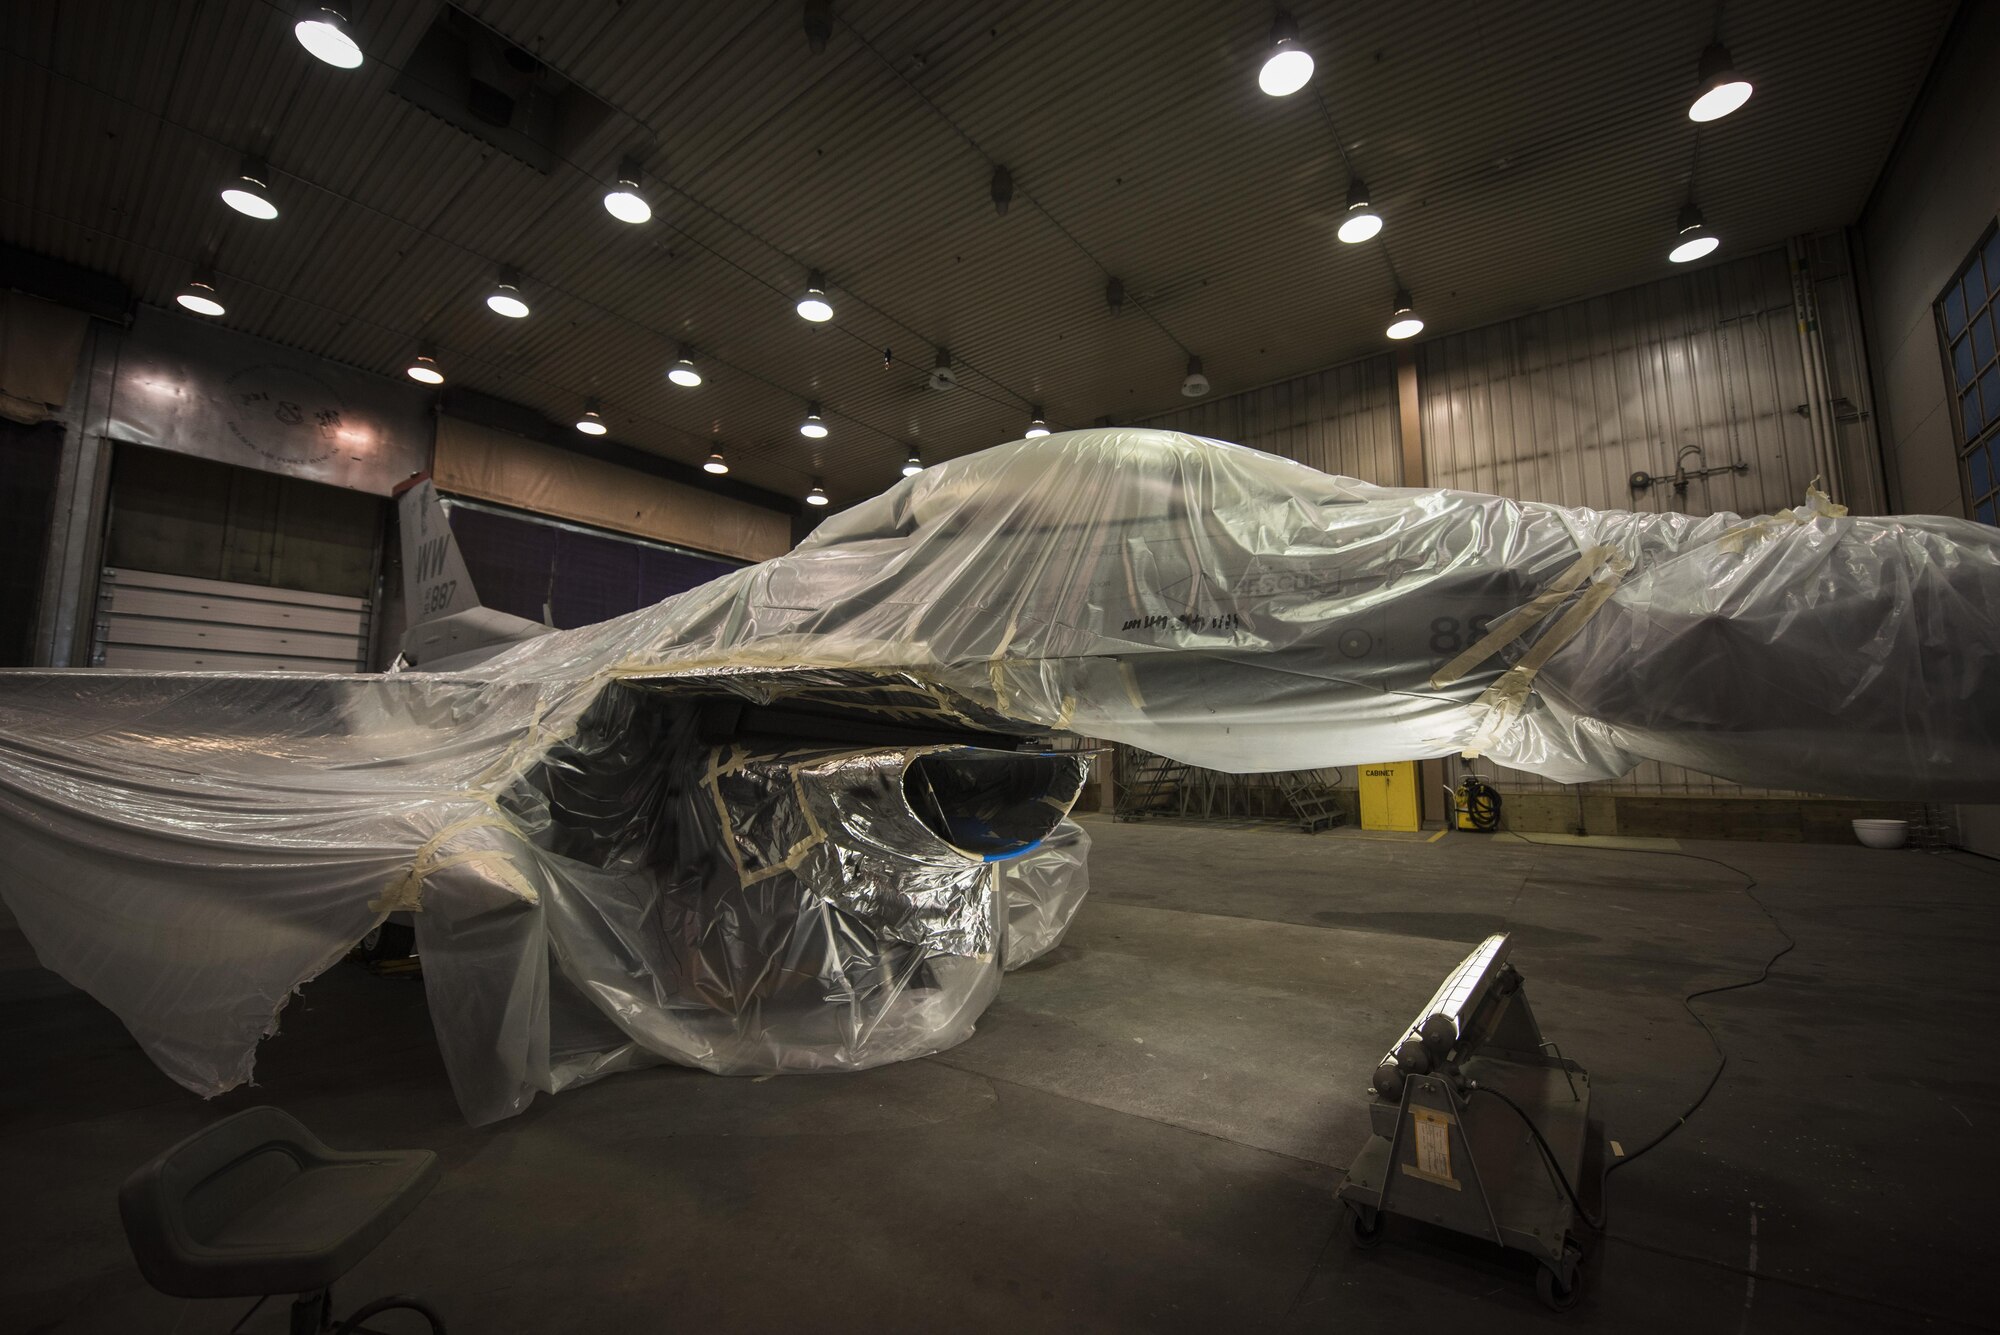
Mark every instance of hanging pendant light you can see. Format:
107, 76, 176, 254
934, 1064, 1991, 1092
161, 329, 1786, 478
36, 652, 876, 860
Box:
220, 156, 279, 220
796, 270, 833, 322
1337, 179, 1382, 244
404, 344, 444, 385
1668, 199, 1720, 263
902, 454, 923, 477
668, 349, 702, 387
603, 156, 652, 224
1688, 42, 1752, 123
1258, 9, 1313, 97
1025, 408, 1050, 438
485, 267, 529, 318
1385, 288, 1424, 340
575, 398, 607, 435
799, 404, 829, 438
1181, 355, 1210, 397
806, 484, 830, 507
704, 450, 730, 475
293, 4, 363, 68
175, 267, 226, 317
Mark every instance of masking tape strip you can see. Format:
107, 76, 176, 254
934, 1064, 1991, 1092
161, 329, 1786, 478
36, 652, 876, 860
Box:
371, 802, 533, 912
1429, 545, 1613, 689
1461, 560, 1628, 757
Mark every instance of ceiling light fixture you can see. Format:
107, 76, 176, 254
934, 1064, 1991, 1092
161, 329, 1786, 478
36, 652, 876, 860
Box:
806, 484, 830, 507
668, 349, 702, 387
175, 267, 226, 317
603, 155, 652, 224
800, 404, 829, 438
704, 450, 730, 475
902, 454, 923, 477
293, 4, 363, 69
804, 0, 832, 54
1106, 277, 1124, 316
220, 156, 279, 220
1385, 288, 1424, 340
1025, 409, 1050, 438
1668, 199, 1720, 263
576, 398, 607, 435
1337, 179, 1382, 244
1181, 355, 1210, 397
486, 267, 529, 318
796, 270, 833, 322
404, 343, 444, 385
1688, 42, 1752, 123
1258, 9, 1313, 97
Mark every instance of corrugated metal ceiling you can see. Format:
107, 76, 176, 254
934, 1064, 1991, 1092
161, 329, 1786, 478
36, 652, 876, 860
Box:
0, 0, 1954, 509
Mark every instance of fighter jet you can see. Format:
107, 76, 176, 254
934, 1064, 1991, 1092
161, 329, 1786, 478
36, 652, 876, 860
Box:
1, 428, 1994, 1124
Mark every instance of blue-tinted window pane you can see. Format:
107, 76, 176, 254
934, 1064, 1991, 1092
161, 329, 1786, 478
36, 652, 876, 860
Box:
1956, 335, 1979, 386
1983, 365, 2000, 423
1986, 231, 2000, 294
1966, 385, 1988, 440
1945, 285, 1968, 336
1965, 260, 1989, 311
1976, 311, 1998, 367
1980, 498, 1998, 526
1972, 445, 1994, 499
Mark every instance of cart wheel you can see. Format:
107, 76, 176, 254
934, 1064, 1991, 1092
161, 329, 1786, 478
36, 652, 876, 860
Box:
1536, 1244, 1583, 1311
1348, 1206, 1384, 1250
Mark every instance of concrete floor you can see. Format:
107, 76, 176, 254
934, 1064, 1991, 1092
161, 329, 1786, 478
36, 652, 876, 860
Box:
5, 815, 1997, 1332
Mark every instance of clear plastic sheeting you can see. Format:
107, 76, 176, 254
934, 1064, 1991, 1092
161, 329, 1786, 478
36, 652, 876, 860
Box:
2, 427, 1997, 1122
1001, 819, 1091, 970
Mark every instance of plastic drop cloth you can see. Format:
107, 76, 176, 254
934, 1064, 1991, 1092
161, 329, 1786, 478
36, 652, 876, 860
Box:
2, 427, 1997, 1122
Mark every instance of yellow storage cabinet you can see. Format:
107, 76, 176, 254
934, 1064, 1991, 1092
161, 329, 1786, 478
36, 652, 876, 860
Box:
1357, 761, 1421, 832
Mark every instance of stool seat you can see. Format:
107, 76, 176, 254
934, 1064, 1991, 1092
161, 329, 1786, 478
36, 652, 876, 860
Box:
120, 1106, 438, 1300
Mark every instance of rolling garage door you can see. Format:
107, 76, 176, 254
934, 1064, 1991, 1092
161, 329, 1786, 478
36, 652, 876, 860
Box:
92, 567, 370, 672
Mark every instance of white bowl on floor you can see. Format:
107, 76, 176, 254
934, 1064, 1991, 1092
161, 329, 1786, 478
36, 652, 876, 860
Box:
1852, 818, 1909, 850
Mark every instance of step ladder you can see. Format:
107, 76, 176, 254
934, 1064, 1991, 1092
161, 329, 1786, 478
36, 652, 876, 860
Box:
1276, 768, 1346, 832
1114, 748, 1190, 822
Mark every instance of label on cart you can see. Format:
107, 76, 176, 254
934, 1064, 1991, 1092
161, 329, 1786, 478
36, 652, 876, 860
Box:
1403, 1107, 1461, 1189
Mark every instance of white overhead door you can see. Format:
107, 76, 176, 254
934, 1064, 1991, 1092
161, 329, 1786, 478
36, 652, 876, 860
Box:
92, 568, 370, 672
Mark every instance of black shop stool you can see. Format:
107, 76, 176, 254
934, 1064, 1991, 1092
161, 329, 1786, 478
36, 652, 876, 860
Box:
119, 1106, 443, 1333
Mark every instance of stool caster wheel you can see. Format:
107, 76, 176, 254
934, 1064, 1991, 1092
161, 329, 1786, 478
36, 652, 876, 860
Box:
1536, 1242, 1583, 1312
1348, 1205, 1385, 1250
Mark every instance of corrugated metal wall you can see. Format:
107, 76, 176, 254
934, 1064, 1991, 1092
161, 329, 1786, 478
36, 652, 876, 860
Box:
1136, 354, 1401, 483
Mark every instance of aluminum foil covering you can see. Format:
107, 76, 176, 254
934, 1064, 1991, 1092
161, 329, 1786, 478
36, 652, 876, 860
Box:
4, 426, 1999, 1123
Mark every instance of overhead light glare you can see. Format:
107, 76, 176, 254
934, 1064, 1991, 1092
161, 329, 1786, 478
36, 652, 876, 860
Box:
1385, 288, 1424, 340
405, 344, 444, 385
902, 455, 923, 477
800, 404, 829, 438
1025, 408, 1050, 439
220, 157, 278, 220
797, 269, 833, 322
1181, 354, 1210, 398
806, 485, 830, 507
486, 267, 529, 318
668, 351, 702, 387
604, 156, 652, 224
576, 399, 607, 435
294, 4, 363, 68
1258, 10, 1314, 96
1337, 179, 1381, 244
1688, 43, 1752, 123
175, 268, 226, 317
1669, 201, 1720, 263
704, 451, 730, 475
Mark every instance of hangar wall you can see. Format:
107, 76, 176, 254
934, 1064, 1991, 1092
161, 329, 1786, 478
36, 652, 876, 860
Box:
1860, 0, 2000, 853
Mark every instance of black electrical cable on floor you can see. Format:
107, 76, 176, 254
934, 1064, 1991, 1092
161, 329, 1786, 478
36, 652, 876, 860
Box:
1498, 837, 1797, 1205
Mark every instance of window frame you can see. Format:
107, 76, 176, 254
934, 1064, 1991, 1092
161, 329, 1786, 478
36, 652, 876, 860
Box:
1935, 219, 2000, 524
